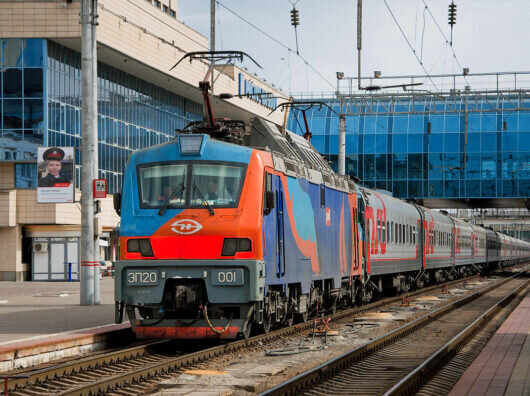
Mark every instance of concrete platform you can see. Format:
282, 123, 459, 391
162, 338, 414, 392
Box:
449, 293, 530, 396
0, 277, 131, 371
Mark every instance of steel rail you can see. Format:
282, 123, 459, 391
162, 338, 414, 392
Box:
4, 270, 517, 395
384, 277, 529, 396
260, 269, 528, 396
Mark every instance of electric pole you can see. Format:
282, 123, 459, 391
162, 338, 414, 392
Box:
210, 0, 215, 92
80, 0, 99, 306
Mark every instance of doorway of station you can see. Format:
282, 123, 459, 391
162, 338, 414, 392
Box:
32, 237, 80, 281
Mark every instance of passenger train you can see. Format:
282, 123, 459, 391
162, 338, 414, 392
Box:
113, 117, 530, 339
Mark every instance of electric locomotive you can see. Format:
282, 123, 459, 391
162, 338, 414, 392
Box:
113, 118, 363, 339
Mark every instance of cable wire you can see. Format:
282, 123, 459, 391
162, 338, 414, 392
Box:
215, 1, 336, 90
421, 0, 470, 86
381, 0, 440, 92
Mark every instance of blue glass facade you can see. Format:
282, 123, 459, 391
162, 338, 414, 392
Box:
288, 97, 530, 200
0, 39, 203, 194
0, 38, 45, 164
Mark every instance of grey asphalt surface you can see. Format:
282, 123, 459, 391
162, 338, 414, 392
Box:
0, 277, 116, 344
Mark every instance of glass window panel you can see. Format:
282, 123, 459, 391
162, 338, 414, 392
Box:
23, 39, 44, 67
15, 163, 37, 188
467, 133, 480, 152
502, 132, 517, 151
363, 155, 375, 181
481, 133, 496, 151
24, 129, 43, 146
345, 154, 358, 177
393, 115, 408, 133
503, 180, 517, 197
363, 116, 376, 134
329, 135, 338, 154
1, 39, 23, 67
428, 134, 443, 153
376, 154, 386, 179
444, 133, 459, 153
481, 154, 496, 179
466, 180, 480, 198
3, 99, 23, 128
408, 134, 422, 153
408, 116, 423, 132
465, 154, 481, 179
468, 114, 481, 132
346, 134, 358, 153
519, 112, 530, 131
311, 118, 326, 135
3, 68, 22, 97
376, 135, 387, 154
428, 153, 443, 180
520, 132, 530, 151
23, 68, 43, 97
23, 99, 44, 129
481, 180, 496, 197
393, 134, 406, 153
363, 134, 375, 153
408, 154, 422, 180
375, 115, 388, 133
430, 115, 444, 133
444, 116, 460, 132
392, 181, 407, 198
482, 114, 497, 132
393, 154, 407, 180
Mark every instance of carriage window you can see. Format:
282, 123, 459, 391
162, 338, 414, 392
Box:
386, 221, 390, 243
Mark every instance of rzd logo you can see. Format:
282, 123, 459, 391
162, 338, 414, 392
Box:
171, 219, 203, 235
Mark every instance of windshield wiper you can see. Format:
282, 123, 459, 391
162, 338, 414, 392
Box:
193, 183, 215, 216
158, 182, 185, 216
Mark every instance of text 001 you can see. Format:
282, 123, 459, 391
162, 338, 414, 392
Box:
211, 269, 244, 286
127, 270, 159, 286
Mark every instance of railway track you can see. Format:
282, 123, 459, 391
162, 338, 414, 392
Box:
261, 270, 529, 396
2, 270, 521, 396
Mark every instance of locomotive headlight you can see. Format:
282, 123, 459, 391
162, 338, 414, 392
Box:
221, 238, 252, 256
127, 238, 154, 257
179, 135, 203, 154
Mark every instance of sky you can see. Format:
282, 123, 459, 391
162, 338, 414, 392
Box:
178, 0, 530, 95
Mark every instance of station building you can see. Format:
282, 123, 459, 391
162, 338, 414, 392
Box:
289, 77, 530, 210
0, 0, 287, 281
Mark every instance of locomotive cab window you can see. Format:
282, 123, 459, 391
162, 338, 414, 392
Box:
138, 163, 187, 209
137, 161, 246, 209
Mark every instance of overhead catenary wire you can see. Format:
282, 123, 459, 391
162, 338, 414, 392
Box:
421, 0, 470, 86
381, 0, 440, 92
215, 0, 336, 90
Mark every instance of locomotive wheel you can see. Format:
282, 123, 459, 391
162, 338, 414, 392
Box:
260, 313, 272, 333
242, 321, 252, 340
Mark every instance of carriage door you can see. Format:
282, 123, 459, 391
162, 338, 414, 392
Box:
262, 173, 285, 280
276, 186, 286, 277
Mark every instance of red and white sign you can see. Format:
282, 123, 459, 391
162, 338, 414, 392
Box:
325, 208, 331, 226
93, 179, 107, 199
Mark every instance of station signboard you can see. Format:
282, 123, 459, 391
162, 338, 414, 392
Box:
93, 179, 107, 199
37, 147, 75, 203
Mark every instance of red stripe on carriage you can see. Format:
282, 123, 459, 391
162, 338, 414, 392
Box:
134, 326, 240, 339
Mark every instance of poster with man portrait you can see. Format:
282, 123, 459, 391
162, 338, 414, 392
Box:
37, 147, 75, 203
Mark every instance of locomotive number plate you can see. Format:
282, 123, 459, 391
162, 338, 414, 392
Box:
127, 270, 159, 286
211, 269, 244, 286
